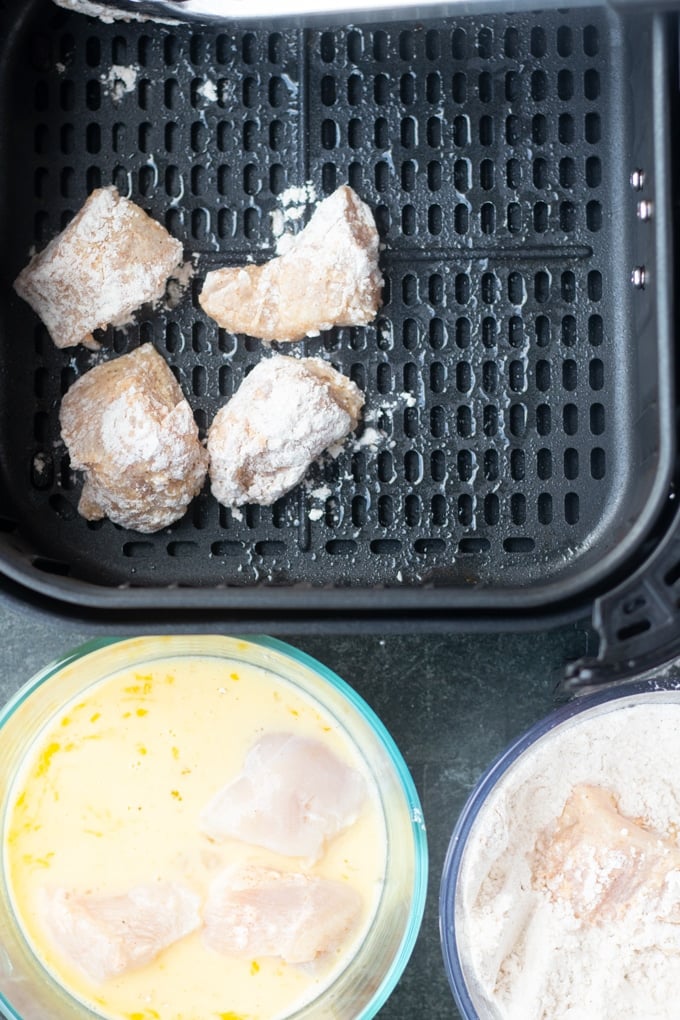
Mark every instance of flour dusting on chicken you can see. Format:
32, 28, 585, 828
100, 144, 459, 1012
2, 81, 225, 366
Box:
199, 185, 382, 342
207, 354, 363, 508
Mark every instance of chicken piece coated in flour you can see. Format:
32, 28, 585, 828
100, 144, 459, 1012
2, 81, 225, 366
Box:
203, 863, 362, 964
199, 184, 382, 342
40, 883, 201, 983
14, 186, 183, 350
199, 732, 367, 861
206, 354, 364, 509
59, 344, 208, 533
532, 783, 680, 922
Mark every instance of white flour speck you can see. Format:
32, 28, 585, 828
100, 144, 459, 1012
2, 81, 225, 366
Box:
102, 64, 138, 102
33, 453, 49, 476
197, 79, 218, 102
164, 259, 196, 312
271, 182, 318, 254
352, 427, 384, 451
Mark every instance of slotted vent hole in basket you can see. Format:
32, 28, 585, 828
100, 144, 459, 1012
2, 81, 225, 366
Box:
15, 9, 617, 588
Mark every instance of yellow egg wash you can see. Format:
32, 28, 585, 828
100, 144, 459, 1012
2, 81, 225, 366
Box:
4, 656, 387, 1020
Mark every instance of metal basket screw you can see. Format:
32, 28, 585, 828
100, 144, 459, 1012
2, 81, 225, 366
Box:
630, 169, 645, 191
631, 266, 647, 289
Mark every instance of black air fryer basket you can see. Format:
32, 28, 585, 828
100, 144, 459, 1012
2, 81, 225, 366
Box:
0, 0, 678, 663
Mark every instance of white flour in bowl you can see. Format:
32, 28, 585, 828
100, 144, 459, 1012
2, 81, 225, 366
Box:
456, 699, 680, 1020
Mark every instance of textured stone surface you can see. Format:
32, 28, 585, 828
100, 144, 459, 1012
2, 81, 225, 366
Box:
0, 605, 595, 1018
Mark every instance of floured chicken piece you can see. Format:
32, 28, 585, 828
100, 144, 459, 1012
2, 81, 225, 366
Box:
200, 732, 367, 860
207, 354, 363, 508
41, 883, 201, 983
199, 185, 382, 342
60, 344, 208, 532
203, 864, 362, 964
52, 0, 177, 21
14, 186, 183, 349
532, 783, 680, 923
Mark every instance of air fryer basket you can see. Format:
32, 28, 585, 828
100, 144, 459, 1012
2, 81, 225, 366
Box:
0, 0, 675, 616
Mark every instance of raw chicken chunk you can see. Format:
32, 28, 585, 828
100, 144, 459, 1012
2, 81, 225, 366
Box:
200, 732, 367, 860
203, 864, 362, 964
41, 883, 201, 983
14, 186, 183, 349
532, 783, 680, 922
199, 185, 383, 342
207, 354, 364, 508
59, 344, 208, 532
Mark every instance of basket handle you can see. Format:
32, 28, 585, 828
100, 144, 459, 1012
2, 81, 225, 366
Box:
563, 499, 680, 695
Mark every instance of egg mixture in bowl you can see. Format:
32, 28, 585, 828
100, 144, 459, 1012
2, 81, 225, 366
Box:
0, 635, 427, 1020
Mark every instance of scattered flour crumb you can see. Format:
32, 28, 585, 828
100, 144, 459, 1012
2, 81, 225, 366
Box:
33, 453, 49, 477
308, 508, 324, 522
271, 182, 318, 255
284, 205, 306, 222
219, 79, 238, 107
164, 259, 196, 311
361, 393, 416, 428
197, 80, 218, 103
353, 427, 384, 451
280, 183, 317, 207
326, 441, 344, 460
270, 209, 285, 238
56, 61, 67, 74
310, 485, 332, 501
102, 64, 138, 101
230, 507, 244, 523
379, 321, 393, 345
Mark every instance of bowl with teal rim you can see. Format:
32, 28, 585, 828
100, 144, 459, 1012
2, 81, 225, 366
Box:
0, 634, 428, 1020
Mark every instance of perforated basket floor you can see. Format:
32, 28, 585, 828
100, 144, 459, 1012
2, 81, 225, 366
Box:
0, 1, 673, 612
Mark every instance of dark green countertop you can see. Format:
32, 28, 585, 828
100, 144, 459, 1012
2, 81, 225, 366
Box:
0, 604, 597, 1018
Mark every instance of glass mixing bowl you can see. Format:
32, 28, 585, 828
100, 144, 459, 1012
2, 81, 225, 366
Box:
439, 679, 680, 1020
0, 634, 427, 1020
